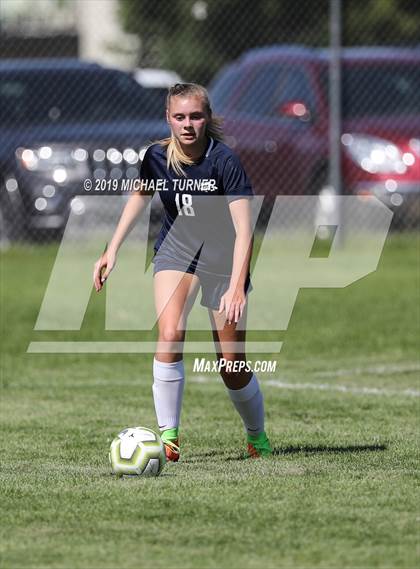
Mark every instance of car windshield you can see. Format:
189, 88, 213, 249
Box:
323, 62, 420, 118
0, 68, 163, 126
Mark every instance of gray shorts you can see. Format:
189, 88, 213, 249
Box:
152, 251, 252, 311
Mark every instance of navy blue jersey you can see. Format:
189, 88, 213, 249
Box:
140, 137, 253, 276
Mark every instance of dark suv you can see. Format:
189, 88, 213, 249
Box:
0, 58, 168, 240
209, 46, 420, 227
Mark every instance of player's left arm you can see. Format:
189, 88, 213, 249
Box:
218, 198, 253, 323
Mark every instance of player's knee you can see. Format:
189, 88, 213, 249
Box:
158, 327, 184, 345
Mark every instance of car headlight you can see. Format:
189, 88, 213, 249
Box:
15, 146, 90, 179
342, 134, 407, 175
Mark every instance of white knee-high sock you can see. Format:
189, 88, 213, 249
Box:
227, 374, 265, 436
152, 358, 185, 431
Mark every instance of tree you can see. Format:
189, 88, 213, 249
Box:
118, 0, 420, 84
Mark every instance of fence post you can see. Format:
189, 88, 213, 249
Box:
329, 0, 343, 243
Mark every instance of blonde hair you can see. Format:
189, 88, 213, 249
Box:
158, 83, 224, 176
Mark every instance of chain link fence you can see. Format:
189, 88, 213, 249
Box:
0, 0, 419, 247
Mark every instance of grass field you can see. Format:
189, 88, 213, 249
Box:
1, 232, 419, 569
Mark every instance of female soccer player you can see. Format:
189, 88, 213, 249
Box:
93, 83, 272, 460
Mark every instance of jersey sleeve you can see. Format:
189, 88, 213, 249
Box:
222, 153, 253, 202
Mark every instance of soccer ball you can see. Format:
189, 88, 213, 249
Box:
109, 426, 166, 477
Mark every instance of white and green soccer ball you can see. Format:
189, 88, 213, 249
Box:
109, 427, 166, 477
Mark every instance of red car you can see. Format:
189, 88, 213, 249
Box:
209, 46, 420, 227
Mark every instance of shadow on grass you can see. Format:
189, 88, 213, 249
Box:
272, 443, 387, 456
183, 443, 387, 463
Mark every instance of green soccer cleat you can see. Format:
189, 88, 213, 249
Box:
247, 431, 273, 458
163, 438, 180, 462
161, 428, 180, 462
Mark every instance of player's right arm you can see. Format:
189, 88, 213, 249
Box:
93, 189, 152, 292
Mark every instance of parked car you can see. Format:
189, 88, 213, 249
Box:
133, 67, 183, 120
209, 46, 420, 227
0, 58, 169, 240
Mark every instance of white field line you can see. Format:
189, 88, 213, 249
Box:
263, 380, 420, 397
191, 373, 420, 397
313, 362, 420, 378
25, 360, 417, 397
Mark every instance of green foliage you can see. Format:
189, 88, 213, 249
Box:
343, 0, 420, 45
118, 0, 420, 83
